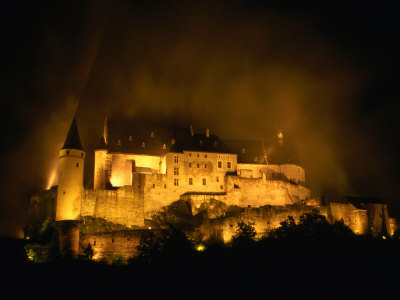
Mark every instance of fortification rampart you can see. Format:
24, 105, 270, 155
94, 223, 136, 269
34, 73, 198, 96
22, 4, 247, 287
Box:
82, 185, 144, 227
201, 205, 329, 243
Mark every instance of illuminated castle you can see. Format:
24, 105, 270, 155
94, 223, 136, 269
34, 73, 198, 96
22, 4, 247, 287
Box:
27, 117, 399, 260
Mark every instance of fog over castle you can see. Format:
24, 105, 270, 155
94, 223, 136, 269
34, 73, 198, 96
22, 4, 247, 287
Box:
1, 1, 400, 238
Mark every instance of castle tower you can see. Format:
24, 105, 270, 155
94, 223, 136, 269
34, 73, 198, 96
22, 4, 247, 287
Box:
94, 117, 108, 190
55, 118, 85, 259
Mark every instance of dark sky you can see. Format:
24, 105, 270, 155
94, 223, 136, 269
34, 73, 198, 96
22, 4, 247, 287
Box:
1, 0, 400, 237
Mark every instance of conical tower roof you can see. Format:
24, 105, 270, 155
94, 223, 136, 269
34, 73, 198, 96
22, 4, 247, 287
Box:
62, 118, 83, 150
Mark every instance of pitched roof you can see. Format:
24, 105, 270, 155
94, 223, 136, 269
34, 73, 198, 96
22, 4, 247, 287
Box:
62, 118, 83, 150
223, 139, 298, 165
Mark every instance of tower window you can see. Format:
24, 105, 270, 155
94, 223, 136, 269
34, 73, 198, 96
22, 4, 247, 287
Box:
205, 154, 207, 158
164, 184, 166, 189
76, 162, 79, 168
227, 162, 231, 169
66, 150, 70, 155
197, 163, 200, 168
216, 176, 219, 182
189, 162, 192, 168
174, 155, 178, 163
189, 178, 193, 185
205, 164, 207, 168
218, 161, 222, 168
189, 153, 191, 157
174, 179, 179, 186
153, 184, 155, 188
174, 167, 179, 175
220, 185, 223, 190
202, 178, 206, 185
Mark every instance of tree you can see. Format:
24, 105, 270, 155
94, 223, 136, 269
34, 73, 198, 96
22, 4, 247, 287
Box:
268, 209, 354, 240
230, 221, 257, 248
135, 227, 194, 264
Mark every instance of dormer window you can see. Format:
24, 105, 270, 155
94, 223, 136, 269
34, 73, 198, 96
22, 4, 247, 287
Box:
242, 147, 246, 154
117, 139, 121, 146
141, 142, 145, 148
150, 131, 155, 138
128, 135, 133, 142
162, 143, 166, 149
213, 141, 218, 147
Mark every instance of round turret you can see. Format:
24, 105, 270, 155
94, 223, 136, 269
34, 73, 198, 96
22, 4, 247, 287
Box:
55, 118, 85, 259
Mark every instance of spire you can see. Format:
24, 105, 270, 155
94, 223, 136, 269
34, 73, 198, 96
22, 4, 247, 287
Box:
103, 116, 108, 145
62, 118, 83, 150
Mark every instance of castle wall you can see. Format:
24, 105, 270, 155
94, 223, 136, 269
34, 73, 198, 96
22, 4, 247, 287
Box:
110, 153, 163, 187
80, 230, 163, 262
82, 185, 144, 227
237, 163, 268, 178
329, 202, 372, 235
280, 164, 306, 184
201, 205, 329, 243
224, 175, 310, 207
94, 149, 107, 189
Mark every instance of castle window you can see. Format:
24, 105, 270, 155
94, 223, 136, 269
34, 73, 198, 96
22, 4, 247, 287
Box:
218, 155, 221, 159
174, 179, 179, 186
189, 162, 192, 168
76, 162, 79, 168
174, 155, 178, 163
197, 154, 200, 157
197, 163, 200, 168
112, 238, 114, 243
189, 178, 193, 185
153, 184, 155, 188
220, 185, 223, 190
218, 161, 222, 168
205, 164, 207, 168
81, 153, 84, 157
164, 184, 166, 189
216, 176, 219, 182
205, 154, 207, 158
202, 178, 206, 185
228, 155, 230, 159
227, 162, 231, 169
189, 153, 192, 157
174, 167, 179, 175
66, 150, 70, 155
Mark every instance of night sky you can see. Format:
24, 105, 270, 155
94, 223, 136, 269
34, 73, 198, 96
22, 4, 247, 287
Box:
1, 1, 399, 238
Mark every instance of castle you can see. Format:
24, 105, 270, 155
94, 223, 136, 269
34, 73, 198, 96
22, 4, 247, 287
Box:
26, 117, 399, 260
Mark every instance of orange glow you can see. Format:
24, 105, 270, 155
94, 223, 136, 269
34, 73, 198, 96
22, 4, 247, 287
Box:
46, 168, 57, 190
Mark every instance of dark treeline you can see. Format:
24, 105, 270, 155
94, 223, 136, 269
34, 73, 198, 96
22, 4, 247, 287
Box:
2, 211, 400, 298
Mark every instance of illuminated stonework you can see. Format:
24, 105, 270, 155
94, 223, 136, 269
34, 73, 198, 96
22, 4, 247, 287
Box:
27, 118, 399, 261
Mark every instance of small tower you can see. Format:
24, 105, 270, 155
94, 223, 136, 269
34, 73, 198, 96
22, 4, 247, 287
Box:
94, 117, 109, 190
56, 117, 85, 259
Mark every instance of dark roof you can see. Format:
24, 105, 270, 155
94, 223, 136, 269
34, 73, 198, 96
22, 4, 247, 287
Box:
62, 118, 83, 150
170, 133, 234, 154
105, 119, 234, 155
223, 139, 298, 165
342, 196, 386, 208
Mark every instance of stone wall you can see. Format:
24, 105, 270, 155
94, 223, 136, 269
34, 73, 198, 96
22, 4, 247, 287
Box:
80, 230, 163, 262
201, 205, 329, 243
224, 175, 311, 207
81, 185, 144, 227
